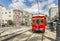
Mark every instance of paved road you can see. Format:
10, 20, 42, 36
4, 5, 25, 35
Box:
0, 26, 56, 41
6, 29, 56, 41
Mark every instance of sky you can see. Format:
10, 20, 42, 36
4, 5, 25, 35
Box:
0, 0, 58, 15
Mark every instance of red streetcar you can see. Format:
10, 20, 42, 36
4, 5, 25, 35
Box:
32, 15, 46, 33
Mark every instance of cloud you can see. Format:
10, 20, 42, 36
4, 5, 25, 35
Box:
28, 0, 35, 2
23, 0, 55, 14
40, 0, 58, 15
49, 3, 58, 8
23, 3, 42, 14
12, 0, 17, 3
48, 0, 54, 4
9, 0, 27, 10
9, 0, 58, 15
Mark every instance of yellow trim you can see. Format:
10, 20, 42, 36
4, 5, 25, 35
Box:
32, 18, 44, 20
32, 18, 44, 24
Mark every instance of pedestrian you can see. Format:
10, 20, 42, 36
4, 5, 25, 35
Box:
2, 23, 5, 28
25, 22, 27, 26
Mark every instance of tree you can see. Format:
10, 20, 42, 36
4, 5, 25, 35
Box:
7, 20, 14, 25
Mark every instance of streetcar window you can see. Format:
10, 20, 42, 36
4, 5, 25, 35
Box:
32, 20, 35, 23
40, 19, 44, 24
36, 19, 40, 24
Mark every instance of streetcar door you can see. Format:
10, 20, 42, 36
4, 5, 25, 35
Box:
32, 18, 37, 30
36, 19, 40, 24
39, 18, 45, 32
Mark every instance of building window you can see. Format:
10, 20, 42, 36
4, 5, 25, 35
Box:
13, 15, 15, 16
2, 12, 3, 14
40, 19, 44, 24
5, 20, 7, 21
9, 15, 11, 17
9, 12, 11, 13
5, 12, 7, 14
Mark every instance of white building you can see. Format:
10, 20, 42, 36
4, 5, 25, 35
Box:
22, 11, 32, 26
0, 5, 32, 26
2, 9, 14, 24
0, 5, 3, 26
0, 6, 14, 24
49, 7, 58, 21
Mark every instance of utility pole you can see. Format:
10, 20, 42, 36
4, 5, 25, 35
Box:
56, 0, 60, 41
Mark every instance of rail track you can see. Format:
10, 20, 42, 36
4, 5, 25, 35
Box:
0, 29, 45, 41
26, 32, 44, 41
0, 29, 31, 41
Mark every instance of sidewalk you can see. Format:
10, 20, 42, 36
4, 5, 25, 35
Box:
0, 26, 31, 37
44, 30, 56, 41
0, 27, 13, 34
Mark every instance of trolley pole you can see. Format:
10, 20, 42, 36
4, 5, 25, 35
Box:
36, 0, 40, 14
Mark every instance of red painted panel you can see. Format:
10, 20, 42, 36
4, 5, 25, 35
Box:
32, 15, 46, 32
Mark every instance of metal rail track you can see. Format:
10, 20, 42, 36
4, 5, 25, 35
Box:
0, 29, 9, 38
0, 29, 31, 41
25, 31, 44, 41
1, 29, 45, 41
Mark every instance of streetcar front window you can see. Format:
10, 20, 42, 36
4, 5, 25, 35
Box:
32, 20, 35, 23
40, 19, 44, 24
36, 19, 40, 24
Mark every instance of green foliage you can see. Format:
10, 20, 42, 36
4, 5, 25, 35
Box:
7, 20, 14, 25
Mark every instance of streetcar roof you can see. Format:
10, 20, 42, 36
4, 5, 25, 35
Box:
32, 14, 45, 16
32, 14, 46, 18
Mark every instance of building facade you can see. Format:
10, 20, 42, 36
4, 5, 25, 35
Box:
13, 9, 21, 27
49, 7, 58, 22
0, 5, 32, 26
22, 11, 32, 26
0, 5, 3, 26
0, 6, 14, 26
2, 9, 14, 24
